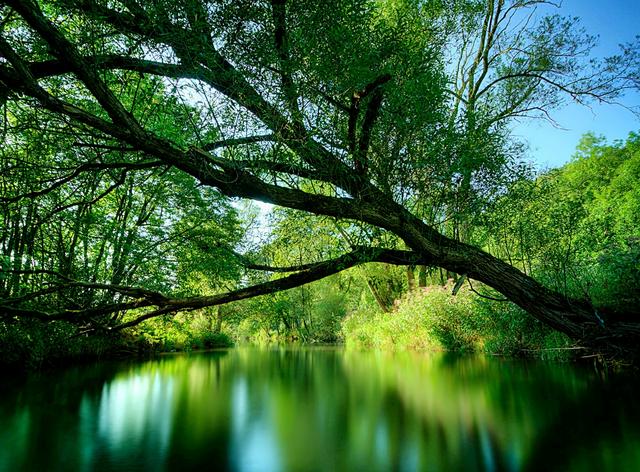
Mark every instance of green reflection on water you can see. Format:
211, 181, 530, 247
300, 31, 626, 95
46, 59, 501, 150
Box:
0, 347, 638, 471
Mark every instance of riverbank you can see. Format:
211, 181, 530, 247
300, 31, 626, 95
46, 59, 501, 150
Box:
0, 320, 233, 372
341, 284, 578, 361
1, 282, 629, 372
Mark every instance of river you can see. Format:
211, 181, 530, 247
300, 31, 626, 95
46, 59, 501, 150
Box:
0, 347, 638, 471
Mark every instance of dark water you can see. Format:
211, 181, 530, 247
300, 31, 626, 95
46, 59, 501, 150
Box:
1, 347, 639, 471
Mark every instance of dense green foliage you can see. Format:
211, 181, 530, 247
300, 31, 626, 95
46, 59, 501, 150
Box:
0, 99, 242, 366
482, 133, 640, 313
2, 129, 639, 366
240, 134, 639, 357
341, 284, 572, 359
0, 0, 638, 367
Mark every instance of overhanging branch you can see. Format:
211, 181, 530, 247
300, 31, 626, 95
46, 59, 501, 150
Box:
1, 247, 430, 329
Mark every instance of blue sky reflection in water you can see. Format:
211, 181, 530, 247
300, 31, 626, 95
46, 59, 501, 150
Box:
1, 348, 640, 471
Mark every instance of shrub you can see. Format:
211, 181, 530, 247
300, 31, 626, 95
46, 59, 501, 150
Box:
341, 282, 573, 358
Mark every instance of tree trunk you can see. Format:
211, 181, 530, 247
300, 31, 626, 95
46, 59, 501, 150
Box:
418, 265, 427, 288
214, 306, 223, 334
367, 279, 391, 312
406, 266, 415, 292
375, 202, 639, 357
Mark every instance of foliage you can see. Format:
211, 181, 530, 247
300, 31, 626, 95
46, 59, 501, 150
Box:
482, 133, 640, 313
0, 309, 234, 370
128, 310, 233, 351
0, 319, 151, 370
342, 283, 573, 359
228, 272, 359, 344
340, 133, 637, 359
0, 0, 638, 365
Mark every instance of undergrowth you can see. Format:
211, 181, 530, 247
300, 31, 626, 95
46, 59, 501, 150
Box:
341, 283, 574, 360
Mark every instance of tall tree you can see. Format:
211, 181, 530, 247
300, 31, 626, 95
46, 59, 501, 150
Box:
0, 0, 638, 355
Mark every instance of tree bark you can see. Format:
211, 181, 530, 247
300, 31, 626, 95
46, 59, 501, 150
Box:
406, 267, 415, 292
214, 307, 223, 335
418, 265, 427, 288
367, 279, 391, 313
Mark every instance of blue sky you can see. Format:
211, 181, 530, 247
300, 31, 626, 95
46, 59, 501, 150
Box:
512, 0, 640, 169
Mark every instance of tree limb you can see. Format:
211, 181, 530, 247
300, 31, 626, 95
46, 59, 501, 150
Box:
271, 0, 302, 121
0, 160, 162, 203
202, 134, 277, 151
1, 247, 429, 327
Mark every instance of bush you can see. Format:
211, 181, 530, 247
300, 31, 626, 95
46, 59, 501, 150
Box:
195, 331, 234, 349
0, 319, 142, 370
341, 282, 573, 358
130, 311, 234, 351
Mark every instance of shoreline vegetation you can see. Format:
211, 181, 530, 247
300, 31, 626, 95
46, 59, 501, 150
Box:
0, 282, 600, 372
0, 315, 234, 372
341, 282, 575, 361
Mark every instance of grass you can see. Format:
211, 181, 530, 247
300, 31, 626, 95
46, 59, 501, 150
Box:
341, 282, 574, 360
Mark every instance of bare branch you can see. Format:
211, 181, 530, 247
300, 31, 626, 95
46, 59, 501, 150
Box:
202, 134, 277, 151
468, 278, 509, 302
0, 160, 162, 203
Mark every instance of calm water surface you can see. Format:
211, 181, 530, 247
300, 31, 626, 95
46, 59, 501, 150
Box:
1, 347, 639, 471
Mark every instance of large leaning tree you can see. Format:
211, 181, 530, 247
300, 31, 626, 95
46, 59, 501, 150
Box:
1, 1, 639, 355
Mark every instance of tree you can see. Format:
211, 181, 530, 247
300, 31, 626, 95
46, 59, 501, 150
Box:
0, 0, 638, 356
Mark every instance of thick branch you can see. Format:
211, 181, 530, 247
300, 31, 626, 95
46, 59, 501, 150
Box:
6, 0, 142, 130
271, 0, 302, 121
356, 87, 385, 175
110, 247, 430, 330
349, 74, 391, 174
66, 1, 369, 195
1, 247, 430, 327
231, 159, 316, 180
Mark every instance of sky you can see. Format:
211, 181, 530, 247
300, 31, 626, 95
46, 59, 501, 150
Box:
512, 0, 640, 169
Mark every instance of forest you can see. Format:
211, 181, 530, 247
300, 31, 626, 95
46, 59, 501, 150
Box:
1, 0, 639, 368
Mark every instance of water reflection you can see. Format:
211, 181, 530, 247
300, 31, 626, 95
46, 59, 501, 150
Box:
0, 348, 638, 471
